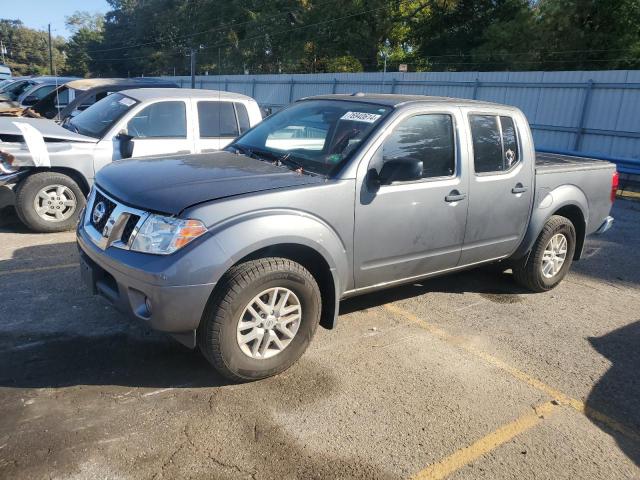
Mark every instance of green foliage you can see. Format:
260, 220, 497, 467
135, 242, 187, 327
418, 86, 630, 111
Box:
63, 12, 105, 76
0, 19, 66, 75
2, 0, 639, 77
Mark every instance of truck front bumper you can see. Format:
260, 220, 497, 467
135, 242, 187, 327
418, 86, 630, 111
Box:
77, 226, 216, 347
595, 216, 614, 234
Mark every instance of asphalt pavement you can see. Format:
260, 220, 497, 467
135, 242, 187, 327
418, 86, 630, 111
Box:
0, 200, 639, 479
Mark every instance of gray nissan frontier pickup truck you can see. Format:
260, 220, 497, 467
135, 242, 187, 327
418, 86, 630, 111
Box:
77, 94, 617, 381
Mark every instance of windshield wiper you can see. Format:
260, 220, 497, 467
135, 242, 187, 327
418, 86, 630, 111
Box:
230, 144, 272, 162
230, 144, 323, 177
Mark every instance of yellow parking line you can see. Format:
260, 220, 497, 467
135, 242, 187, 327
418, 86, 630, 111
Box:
0, 263, 79, 276
413, 402, 557, 480
384, 303, 640, 441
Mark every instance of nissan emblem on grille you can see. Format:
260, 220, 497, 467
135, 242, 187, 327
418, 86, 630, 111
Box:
92, 201, 107, 225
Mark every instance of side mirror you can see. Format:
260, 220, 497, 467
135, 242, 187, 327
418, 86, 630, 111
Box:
117, 130, 135, 159
22, 95, 38, 106
378, 157, 423, 184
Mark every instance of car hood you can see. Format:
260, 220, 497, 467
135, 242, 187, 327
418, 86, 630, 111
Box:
96, 151, 326, 215
0, 117, 96, 142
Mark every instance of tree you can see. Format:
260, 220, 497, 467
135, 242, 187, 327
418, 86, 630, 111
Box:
411, 0, 534, 70
535, 0, 640, 70
64, 11, 105, 76
0, 19, 66, 75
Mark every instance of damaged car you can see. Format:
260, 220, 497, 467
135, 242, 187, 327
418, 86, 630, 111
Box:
0, 88, 262, 232
1, 77, 179, 122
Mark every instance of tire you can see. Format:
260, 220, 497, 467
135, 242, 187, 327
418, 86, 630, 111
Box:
15, 172, 85, 233
198, 257, 321, 382
513, 215, 576, 292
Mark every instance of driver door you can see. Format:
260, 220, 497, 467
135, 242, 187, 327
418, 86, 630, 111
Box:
354, 107, 469, 289
123, 100, 193, 158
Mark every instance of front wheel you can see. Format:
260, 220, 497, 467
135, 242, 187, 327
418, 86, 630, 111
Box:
513, 215, 576, 292
198, 257, 321, 382
15, 172, 85, 232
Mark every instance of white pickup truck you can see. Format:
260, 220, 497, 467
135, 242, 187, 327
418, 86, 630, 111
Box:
0, 88, 262, 231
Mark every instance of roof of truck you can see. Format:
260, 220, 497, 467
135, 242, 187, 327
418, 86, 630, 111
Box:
65, 78, 178, 91
121, 88, 256, 102
301, 93, 515, 110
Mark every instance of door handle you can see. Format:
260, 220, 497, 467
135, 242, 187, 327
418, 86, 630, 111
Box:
512, 184, 528, 194
445, 191, 467, 203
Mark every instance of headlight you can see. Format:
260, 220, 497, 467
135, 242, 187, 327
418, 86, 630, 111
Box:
130, 214, 207, 255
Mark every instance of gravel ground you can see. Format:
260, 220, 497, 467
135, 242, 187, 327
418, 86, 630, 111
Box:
0, 200, 639, 480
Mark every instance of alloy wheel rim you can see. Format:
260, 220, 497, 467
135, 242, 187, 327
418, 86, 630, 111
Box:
236, 287, 302, 359
541, 233, 568, 279
33, 185, 77, 222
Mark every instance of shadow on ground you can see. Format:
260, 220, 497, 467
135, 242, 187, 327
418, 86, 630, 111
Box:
0, 330, 232, 390
340, 267, 528, 315
587, 321, 640, 466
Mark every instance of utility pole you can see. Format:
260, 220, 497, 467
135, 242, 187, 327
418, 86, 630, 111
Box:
0, 40, 6, 64
190, 47, 196, 88
48, 24, 53, 75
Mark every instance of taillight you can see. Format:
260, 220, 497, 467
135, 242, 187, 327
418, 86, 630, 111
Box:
611, 171, 619, 203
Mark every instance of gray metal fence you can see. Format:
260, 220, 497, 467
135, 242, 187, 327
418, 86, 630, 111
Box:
165, 71, 640, 174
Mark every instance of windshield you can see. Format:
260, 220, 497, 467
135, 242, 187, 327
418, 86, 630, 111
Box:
27, 84, 56, 101
65, 92, 137, 138
0, 79, 15, 92
1, 80, 33, 101
232, 99, 391, 176
30, 86, 72, 118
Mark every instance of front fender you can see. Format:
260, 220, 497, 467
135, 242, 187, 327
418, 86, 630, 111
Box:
513, 184, 588, 260
181, 209, 350, 304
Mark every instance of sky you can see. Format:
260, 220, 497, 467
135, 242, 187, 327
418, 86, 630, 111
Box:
2, 0, 110, 38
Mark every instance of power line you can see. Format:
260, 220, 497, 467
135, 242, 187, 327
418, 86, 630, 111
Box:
89, 0, 415, 62
84, 0, 347, 55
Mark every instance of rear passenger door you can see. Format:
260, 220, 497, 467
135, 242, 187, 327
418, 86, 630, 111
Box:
125, 100, 193, 157
195, 101, 251, 153
459, 110, 534, 265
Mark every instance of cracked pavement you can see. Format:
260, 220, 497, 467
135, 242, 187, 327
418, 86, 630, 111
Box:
0, 200, 639, 479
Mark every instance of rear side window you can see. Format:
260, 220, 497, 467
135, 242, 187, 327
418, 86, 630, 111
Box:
500, 116, 519, 169
235, 102, 250, 133
470, 114, 520, 173
127, 101, 187, 138
383, 114, 455, 178
198, 102, 238, 138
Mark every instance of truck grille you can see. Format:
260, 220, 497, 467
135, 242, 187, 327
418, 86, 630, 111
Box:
83, 187, 148, 251
121, 214, 141, 245
90, 191, 117, 232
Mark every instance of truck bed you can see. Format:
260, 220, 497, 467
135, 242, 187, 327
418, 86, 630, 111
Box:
535, 152, 613, 174
534, 151, 616, 237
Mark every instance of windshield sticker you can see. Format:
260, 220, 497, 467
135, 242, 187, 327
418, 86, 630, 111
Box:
340, 111, 381, 123
118, 97, 136, 107
12, 122, 50, 168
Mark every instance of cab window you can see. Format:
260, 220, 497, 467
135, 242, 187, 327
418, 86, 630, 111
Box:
198, 101, 238, 138
235, 103, 251, 134
127, 101, 187, 138
382, 114, 455, 179
470, 115, 520, 173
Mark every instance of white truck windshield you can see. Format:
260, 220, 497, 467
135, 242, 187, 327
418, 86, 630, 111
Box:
65, 92, 137, 139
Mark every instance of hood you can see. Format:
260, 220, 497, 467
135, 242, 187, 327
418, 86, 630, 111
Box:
96, 151, 326, 215
0, 117, 96, 143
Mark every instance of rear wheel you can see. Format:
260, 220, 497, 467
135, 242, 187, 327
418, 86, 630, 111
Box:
513, 215, 576, 292
198, 257, 321, 382
15, 172, 85, 232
